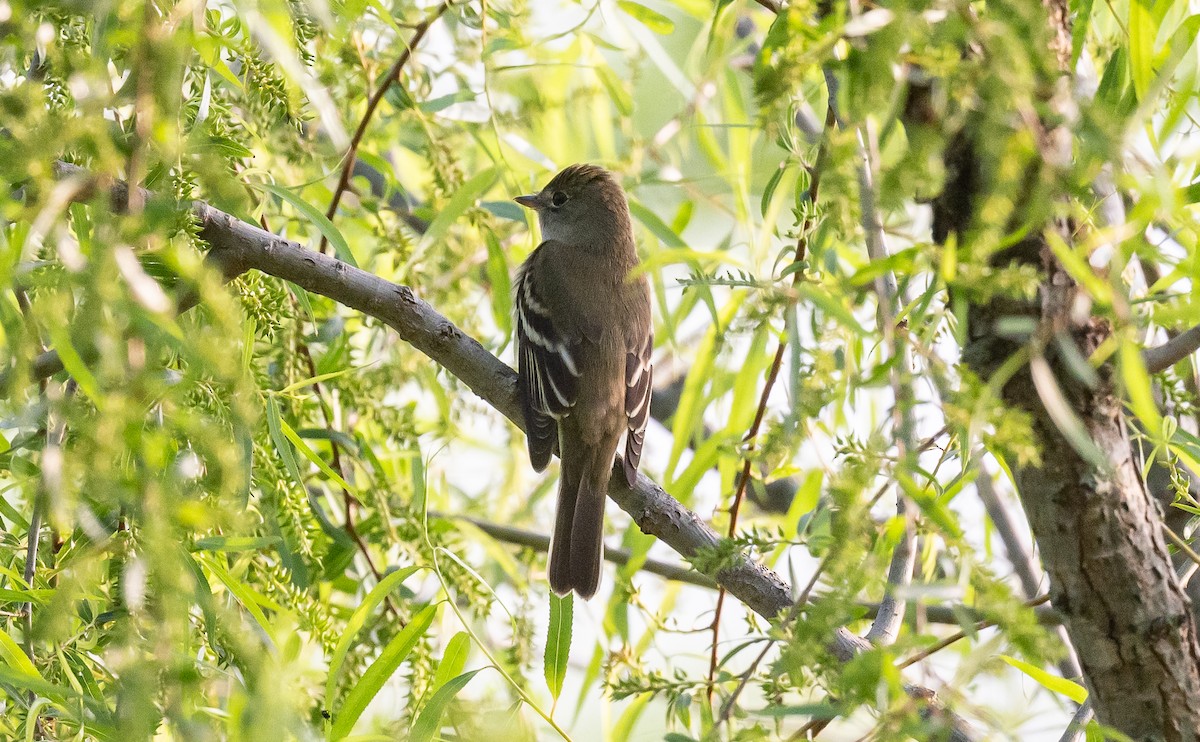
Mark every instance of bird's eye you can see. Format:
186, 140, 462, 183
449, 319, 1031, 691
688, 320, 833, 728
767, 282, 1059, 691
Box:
551, 191, 569, 207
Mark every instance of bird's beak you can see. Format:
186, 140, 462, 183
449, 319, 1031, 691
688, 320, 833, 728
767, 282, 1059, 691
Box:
514, 193, 545, 210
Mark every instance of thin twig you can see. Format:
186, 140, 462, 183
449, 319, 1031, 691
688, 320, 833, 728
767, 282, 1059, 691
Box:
430, 512, 715, 587
319, 1, 453, 254
895, 593, 1051, 671
855, 119, 917, 647
14, 284, 48, 662
717, 552, 834, 726
1164, 524, 1200, 569
1057, 700, 1094, 742
25, 380, 73, 664
706, 102, 837, 704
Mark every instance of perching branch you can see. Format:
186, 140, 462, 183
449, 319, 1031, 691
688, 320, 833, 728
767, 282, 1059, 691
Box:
42, 162, 796, 621
32, 162, 978, 739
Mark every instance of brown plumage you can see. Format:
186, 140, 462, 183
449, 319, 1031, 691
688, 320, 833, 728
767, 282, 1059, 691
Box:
513, 164, 653, 599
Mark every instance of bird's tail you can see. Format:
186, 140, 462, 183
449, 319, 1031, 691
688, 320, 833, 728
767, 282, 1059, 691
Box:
548, 446, 607, 600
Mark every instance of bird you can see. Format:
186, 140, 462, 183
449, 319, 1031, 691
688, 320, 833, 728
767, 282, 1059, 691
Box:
513, 164, 653, 600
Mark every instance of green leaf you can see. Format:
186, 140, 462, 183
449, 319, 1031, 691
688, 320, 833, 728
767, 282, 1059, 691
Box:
419, 167, 499, 252
1070, 0, 1094, 66
1128, 0, 1154, 101
484, 229, 513, 338
277, 367, 356, 395
409, 669, 483, 742
785, 471, 823, 527
544, 593, 573, 704
1029, 353, 1110, 470
617, 0, 675, 33
596, 63, 634, 116
200, 555, 278, 638
0, 587, 53, 605
192, 536, 281, 552
46, 322, 99, 402
265, 395, 305, 488
198, 134, 254, 159
999, 655, 1088, 703
667, 295, 745, 483
1119, 337, 1163, 433
278, 414, 356, 492
330, 603, 437, 740
418, 90, 476, 114
432, 632, 471, 692
253, 182, 358, 269
480, 200, 525, 222
628, 199, 688, 248
797, 283, 867, 334
0, 626, 43, 681
325, 566, 423, 709
761, 161, 788, 217
612, 692, 652, 742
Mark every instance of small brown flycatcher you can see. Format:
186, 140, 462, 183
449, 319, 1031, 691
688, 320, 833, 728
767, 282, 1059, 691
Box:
513, 164, 653, 599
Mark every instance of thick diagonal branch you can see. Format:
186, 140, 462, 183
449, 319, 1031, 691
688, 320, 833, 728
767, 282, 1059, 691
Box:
30, 163, 976, 738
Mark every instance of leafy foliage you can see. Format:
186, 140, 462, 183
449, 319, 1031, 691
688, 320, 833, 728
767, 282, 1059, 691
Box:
0, 0, 1197, 739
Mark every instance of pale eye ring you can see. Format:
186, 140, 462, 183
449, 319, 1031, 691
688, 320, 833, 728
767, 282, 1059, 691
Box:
550, 191, 569, 207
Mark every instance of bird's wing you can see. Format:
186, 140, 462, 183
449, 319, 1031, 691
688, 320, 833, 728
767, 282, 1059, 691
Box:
515, 245, 582, 471
622, 330, 653, 487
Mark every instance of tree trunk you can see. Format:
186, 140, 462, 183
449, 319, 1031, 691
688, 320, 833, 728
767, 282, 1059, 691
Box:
928, 0, 1200, 734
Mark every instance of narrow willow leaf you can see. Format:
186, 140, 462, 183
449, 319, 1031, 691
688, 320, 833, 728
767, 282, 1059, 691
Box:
666, 295, 745, 485
1000, 655, 1088, 703
617, 0, 675, 34
627, 199, 688, 248
330, 604, 437, 740
253, 182, 358, 268
761, 161, 788, 217
1119, 337, 1163, 433
278, 415, 355, 492
325, 566, 423, 708
277, 367, 356, 395
1070, 0, 1093, 66
432, 632, 471, 692
612, 691, 653, 742
785, 471, 823, 525
192, 536, 281, 552
0, 626, 43, 680
797, 283, 868, 334
266, 395, 305, 487
671, 200, 694, 234
409, 669, 483, 742
241, 313, 257, 375
596, 63, 634, 116
484, 229, 513, 338
1127, 0, 1154, 102
0, 587, 52, 604
544, 593, 573, 705
419, 167, 498, 252
200, 556, 277, 638
1029, 353, 1110, 470
47, 323, 98, 402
